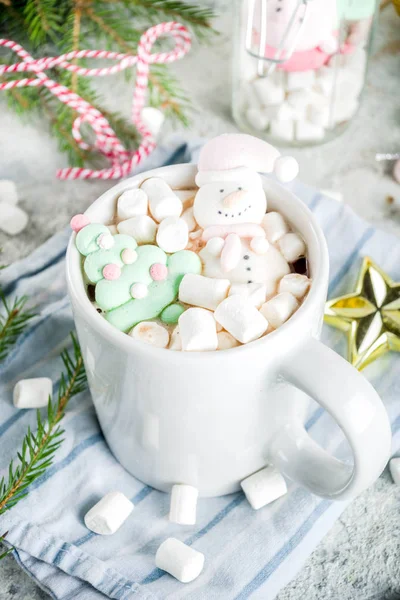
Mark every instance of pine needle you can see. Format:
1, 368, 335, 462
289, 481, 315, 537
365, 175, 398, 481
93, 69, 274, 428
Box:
0, 291, 36, 363
0, 333, 86, 519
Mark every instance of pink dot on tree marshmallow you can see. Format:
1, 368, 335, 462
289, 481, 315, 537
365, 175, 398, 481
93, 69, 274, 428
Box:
103, 263, 121, 280
70, 213, 90, 232
150, 263, 168, 281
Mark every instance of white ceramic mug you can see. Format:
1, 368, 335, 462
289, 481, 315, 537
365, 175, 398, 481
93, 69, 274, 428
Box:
66, 164, 392, 499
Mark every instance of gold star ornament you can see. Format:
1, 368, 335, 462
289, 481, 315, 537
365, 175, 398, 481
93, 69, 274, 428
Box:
324, 257, 400, 370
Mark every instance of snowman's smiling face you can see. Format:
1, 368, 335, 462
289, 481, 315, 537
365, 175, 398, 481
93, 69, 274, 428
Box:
193, 178, 267, 229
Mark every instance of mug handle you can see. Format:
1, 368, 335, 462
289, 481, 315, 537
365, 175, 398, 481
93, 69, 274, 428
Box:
269, 337, 392, 500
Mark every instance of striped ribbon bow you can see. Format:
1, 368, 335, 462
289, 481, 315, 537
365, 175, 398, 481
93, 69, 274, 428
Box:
0, 22, 191, 180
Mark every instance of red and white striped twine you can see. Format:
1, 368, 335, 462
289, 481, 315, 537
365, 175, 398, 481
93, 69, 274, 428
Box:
0, 22, 191, 180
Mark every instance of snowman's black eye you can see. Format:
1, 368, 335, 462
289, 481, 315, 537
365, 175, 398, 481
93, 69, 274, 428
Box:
220, 189, 224, 193
238, 187, 242, 191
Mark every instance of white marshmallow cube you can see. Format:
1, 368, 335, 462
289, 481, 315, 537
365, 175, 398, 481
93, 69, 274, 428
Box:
179, 274, 230, 311
214, 296, 268, 344
217, 331, 240, 350
155, 538, 204, 583
270, 119, 294, 142
228, 283, 267, 309
117, 189, 148, 220
287, 89, 311, 111
246, 108, 269, 131
156, 217, 188, 253
0, 180, 18, 205
169, 484, 199, 525
389, 457, 400, 485
286, 70, 316, 91
252, 78, 285, 106
117, 215, 157, 244
179, 308, 218, 352
130, 322, 170, 348
141, 107, 165, 138
262, 212, 289, 243
296, 121, 325, 142
141, 178, 183, 223
13, 377, 52, 409
169, 326, 182, 351
181, 207, 197, 232
84, 491, 134, 535
241, 466, 287, 510
0, 202, 28, 236
274, 156, 299, 183
279, 273, 311, 299
278, 233, 306, 263
260, 292, 299, 329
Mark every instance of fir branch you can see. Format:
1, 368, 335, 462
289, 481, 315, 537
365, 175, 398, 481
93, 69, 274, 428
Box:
0, 292, 36, 363
23, 0, 62, 47
0, 532, 12, 560
0, 333, 86, 518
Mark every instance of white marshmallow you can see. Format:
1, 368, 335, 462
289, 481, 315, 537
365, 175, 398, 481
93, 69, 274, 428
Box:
331, 99, 359, 125
270, 119, 295, 142
179, 274, 230, 311
156, 217, 188, 253
241, 466, 287, 510
278, 233, 306, 263
117, 215, 157, 244
0, 202, 28, 236
250, 236, 269, 255
217, 331, 240, 350
315, 66, 334, 96
246, 108, 269, 131
169, 484, 198, 525
262, 212, 289, 243
169, 326, 182, 351
296, 121, 325, 142
214, 296, 268, 344
307, 104, 332, 129
276, 102, 306, 122
287, 89, 312, 111
181, 207, 197, 232
130, 322, 170, 348
173, 189, 197, 209
389, 457, 400, 485
155, 538, 204, 583
84, 491, 134, 535
260, 292, 299, 329
274, 156, 299, 183
228, 283, 268, 309
206, 237, 225, 257
141, 178, 183, 222
179, 308, 218, 352
279, 273, 311, 300
0, 180, 18, 205
252, 77, 285, 106
117, 189, 148, 220
97, 232, 114, 250
141, 107, 165, 138
130, 282, 148, 299
13, 377, 52, 409
286, 70, 316, 91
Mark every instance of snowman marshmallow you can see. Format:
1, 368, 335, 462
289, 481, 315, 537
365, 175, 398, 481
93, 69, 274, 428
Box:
193, 134, 297, 295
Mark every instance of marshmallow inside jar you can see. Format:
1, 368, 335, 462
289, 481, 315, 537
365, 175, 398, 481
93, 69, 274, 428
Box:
69, 134, 312, 355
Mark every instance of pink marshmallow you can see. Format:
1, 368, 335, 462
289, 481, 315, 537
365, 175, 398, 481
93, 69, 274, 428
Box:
221, 233, 242, 273
202, 224, 265, 242
150, 263, 168, 281
70, 213, 90, 232
103, 263, 121, 280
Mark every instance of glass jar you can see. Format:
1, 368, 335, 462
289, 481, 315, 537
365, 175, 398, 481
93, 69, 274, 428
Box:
232, 0, 378, 146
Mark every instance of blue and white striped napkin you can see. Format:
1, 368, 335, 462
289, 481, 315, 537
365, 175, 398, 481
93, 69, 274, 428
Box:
1, 138, 399, 600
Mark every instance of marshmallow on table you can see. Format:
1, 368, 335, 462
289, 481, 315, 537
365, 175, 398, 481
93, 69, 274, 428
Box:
117, 189, 148, 220
155, 538, 204, 583
169, 326, 182, 351
13, 378, 52, 409
181, 207, 197, 232
286, 70, 316, 92
241, 466, 287, 510
130, 322, 170, 348
217, 331, 240, 350
84, 491, 134, 535
0, 202, 28, 236
214, 296, 268, 344
279, 273, 311, 300
156, 217, 188, 253
270, 119, 294, 143
179, 308, 218, 352
260, 292, 299, 329
252, 78, 285, 106
278, 233, 306, 263
179, 273, 230, 311
169, 484, 199, 525
228, 283, 267, 309
117, 215, 157, 244
246, 108, 270, 132
0, 180, 18, 205
141, 178, 183, 223
262, 212, 289, 243
141, 107, 165, 138
274, 156, 299, 184
389, 457, 400, 485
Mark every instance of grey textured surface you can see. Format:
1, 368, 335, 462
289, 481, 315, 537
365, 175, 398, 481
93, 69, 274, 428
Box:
1, 3, 400, 599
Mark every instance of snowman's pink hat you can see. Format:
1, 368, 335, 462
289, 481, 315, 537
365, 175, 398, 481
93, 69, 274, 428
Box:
195, 134, 298, 187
